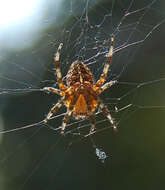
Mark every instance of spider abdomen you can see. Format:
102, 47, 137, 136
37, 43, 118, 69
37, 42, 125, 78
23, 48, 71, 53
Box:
65, 87, 98, 119
65, 61, 98, 118
66, 61, 94, 87
73, 93, 98, 119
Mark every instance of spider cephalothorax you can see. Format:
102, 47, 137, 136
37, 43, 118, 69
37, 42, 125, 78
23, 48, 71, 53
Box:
43, 37, 117, 134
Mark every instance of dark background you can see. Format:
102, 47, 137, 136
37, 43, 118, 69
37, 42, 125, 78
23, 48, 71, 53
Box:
0, 0, 165, 190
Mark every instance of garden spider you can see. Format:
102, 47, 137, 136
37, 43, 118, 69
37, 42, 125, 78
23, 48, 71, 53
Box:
43, 37, 117, 134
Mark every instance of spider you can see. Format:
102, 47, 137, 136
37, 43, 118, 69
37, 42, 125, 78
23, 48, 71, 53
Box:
43, 36, 117, 134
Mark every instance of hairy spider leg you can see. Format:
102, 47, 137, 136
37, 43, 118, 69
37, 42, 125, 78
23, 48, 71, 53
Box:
89, 115, 96, 134
54, 43, 67, 91
83, 91, 97, 133
101, 80, 117, 91
43, 87, 65, 96
98, 80, 117, 94
98, 99, 117, 131
95, 36, 114, 87
94, 80, 117, 95
61, 93, 79, 134
61, 109, 72, 134
43, 97, 64, 123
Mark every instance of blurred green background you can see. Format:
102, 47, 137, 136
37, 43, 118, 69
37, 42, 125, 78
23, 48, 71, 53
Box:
0, 0, 165, 190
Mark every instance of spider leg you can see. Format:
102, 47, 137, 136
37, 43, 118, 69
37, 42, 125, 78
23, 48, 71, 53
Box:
89, 115, 96, 134
96, 80, 117, 94
83, 90, 97, 134
101, 80, 117, 91
61, 109, 72, 134
61, 93, 79, 134
43, 97, 64, 123
95, 36, 114, 88
54, 43, 67, 91
43, 87, 65, 96
98, 99, 117, 132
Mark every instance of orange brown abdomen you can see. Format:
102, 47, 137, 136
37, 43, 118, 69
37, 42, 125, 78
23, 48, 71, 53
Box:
66, 61, 94, 87
65, 61, 98, 118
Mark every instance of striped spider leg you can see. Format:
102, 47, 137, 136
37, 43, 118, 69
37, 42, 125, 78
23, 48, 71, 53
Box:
43, 97, 65, 123
43, 43, 70, 132
54, 43, 67, 91
98, 99, 117, 132
94, 36, 117, 131
94, 36, 115, 88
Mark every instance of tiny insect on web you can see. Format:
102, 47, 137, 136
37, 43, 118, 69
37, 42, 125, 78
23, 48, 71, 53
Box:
43, 36, 117, 134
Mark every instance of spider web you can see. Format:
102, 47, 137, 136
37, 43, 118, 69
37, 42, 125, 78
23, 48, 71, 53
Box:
0, 0, 165, 190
